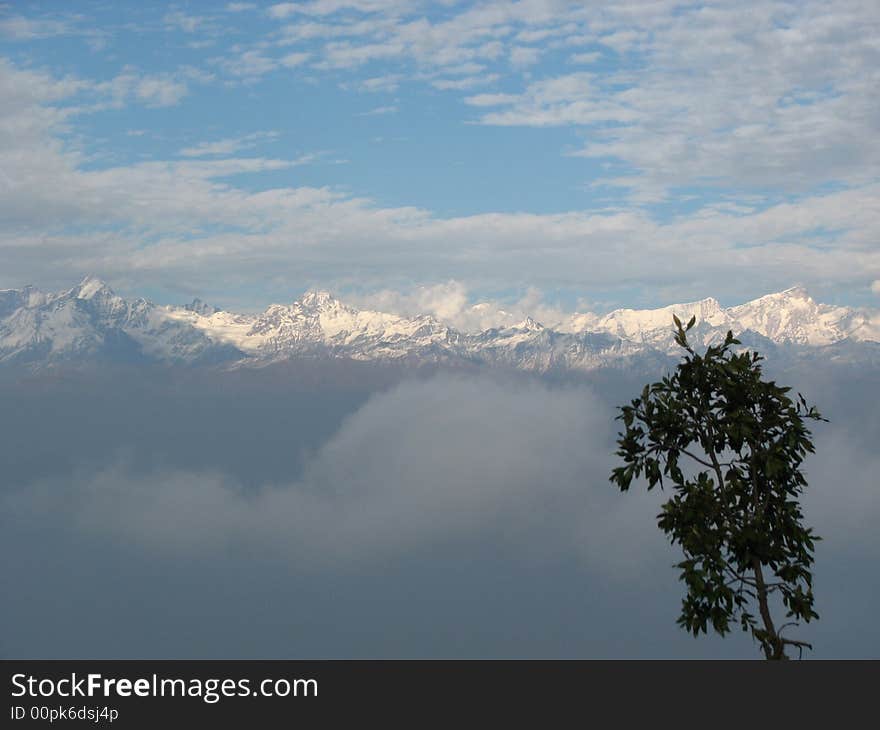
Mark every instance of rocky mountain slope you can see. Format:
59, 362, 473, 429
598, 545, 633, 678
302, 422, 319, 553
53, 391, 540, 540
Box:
1, 277, 877, 372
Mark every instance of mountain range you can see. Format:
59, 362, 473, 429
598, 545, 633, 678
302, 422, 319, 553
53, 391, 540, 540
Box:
1, 276, 878, 373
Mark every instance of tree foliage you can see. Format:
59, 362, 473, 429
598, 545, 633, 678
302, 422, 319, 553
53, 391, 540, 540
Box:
610, 316, 826, 659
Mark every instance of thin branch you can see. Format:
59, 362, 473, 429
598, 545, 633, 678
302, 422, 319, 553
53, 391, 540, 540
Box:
680, 448, 716, 469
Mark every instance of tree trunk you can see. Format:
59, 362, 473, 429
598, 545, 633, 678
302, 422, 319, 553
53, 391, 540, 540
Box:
752, 557, 786, 660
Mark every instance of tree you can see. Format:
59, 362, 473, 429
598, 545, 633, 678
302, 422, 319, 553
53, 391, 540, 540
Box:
610, 315, 826, 659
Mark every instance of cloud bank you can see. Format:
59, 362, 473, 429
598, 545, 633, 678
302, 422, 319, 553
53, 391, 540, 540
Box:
1, 1, 879, 307
2, 369, 878, 657
7, 377, 658, 573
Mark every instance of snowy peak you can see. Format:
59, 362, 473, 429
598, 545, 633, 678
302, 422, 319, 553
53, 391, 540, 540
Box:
784, 285, 809, 298
0, 279, 878, 372
513, 317, 545, 332
241, 290, 453, 358
0, 285, 46, 317
299, 290, 342, 310
184, 298, 219, 316
573, 288, 877, 351
0, 277, 246, 366
594, 296, 728, 344
71, 275, 114, 301
730, 287, 853, 346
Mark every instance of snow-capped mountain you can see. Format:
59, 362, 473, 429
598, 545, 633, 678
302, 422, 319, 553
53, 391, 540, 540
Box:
570, 287, 879, 352
1, 277, 878, 372
161, 289, 465, 363
0, 276, 242, 366
728, 287, 878, 346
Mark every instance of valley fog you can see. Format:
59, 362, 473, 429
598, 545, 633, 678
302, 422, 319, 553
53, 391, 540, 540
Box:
1, 361, 877, 658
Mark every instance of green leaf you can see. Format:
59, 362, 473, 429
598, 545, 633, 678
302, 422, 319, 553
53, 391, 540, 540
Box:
609, 329, 824, 659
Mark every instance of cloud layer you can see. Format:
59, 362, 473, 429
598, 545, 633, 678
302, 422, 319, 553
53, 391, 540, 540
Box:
2, 367, 878, 657
7, 377, 648, 570
13, 373, 874, 571
1, 3, 879, 307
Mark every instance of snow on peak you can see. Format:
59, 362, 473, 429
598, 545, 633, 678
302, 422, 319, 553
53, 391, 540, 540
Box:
300, 290, 340, 309
2, 279, 879, 370
0, 285, 47, 314
184, 298, 219, 316
728, 288, 848, 345
741, 286, 814, 308
596, 296, 728, 342
514, 317, 545, 332
780, 285, 810, 299
73, 275, 113, 300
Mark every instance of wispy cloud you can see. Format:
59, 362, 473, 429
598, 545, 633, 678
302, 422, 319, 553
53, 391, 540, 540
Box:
0, 15, 72, 40
163, 10, 206, 33
354, 73, 403, 92
2, 55, 879, 307
215, 48, 310, 80
431, 73, 499, 91
568, 51, 600, 65
509, 46, 541, 68
356, 104, 397, 116
280, 51, 310, 67
1, 3, 879, 308
179, 131, 281, 158
133, 75, 189, 107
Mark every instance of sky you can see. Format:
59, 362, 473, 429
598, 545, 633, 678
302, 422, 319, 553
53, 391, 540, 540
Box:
1, 0, 879, 312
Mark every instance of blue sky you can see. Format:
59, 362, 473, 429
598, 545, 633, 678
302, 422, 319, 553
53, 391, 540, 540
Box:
1, 1, 878, 313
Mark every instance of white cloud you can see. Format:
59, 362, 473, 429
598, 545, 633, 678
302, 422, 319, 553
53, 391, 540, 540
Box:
569, 51, 600, 65
0, 15, 71, 40
802, 428, 880, 553
355, 73, 404, 92
515, 23, 579, 44
351, 282, 581, 332
14, 372, 870, 582
0, 12, 110, 48
315, 39, 407, 69
216, 48, 310, 79
272, 1, 577, 74
467, 2, 880, 197
1, 43, 879, 308
88, 67, 192, 109
872, 280, 880, 296
5, 377, 643, 570
351, 281, 471, 324
163, 11, 206, 33
280, 51, 310, 67
462, 92, 520, 107
218, 49, 280, 78
277, 17, 391, 44
430, 73, 499, 91
465, 72, 634, 126
269, 1, 412, 19
179, 131, 281, 158
597, 29, 646, 53
187, 39, 217, 50
357, 104, 398, 116
509, 46, 541, 68
134, 76, 189, 107
267, 2, 301, 18
245, 0, 880, 200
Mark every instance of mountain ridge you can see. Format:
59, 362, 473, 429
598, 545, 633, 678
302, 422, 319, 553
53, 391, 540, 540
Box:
1, 277, 878, 372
